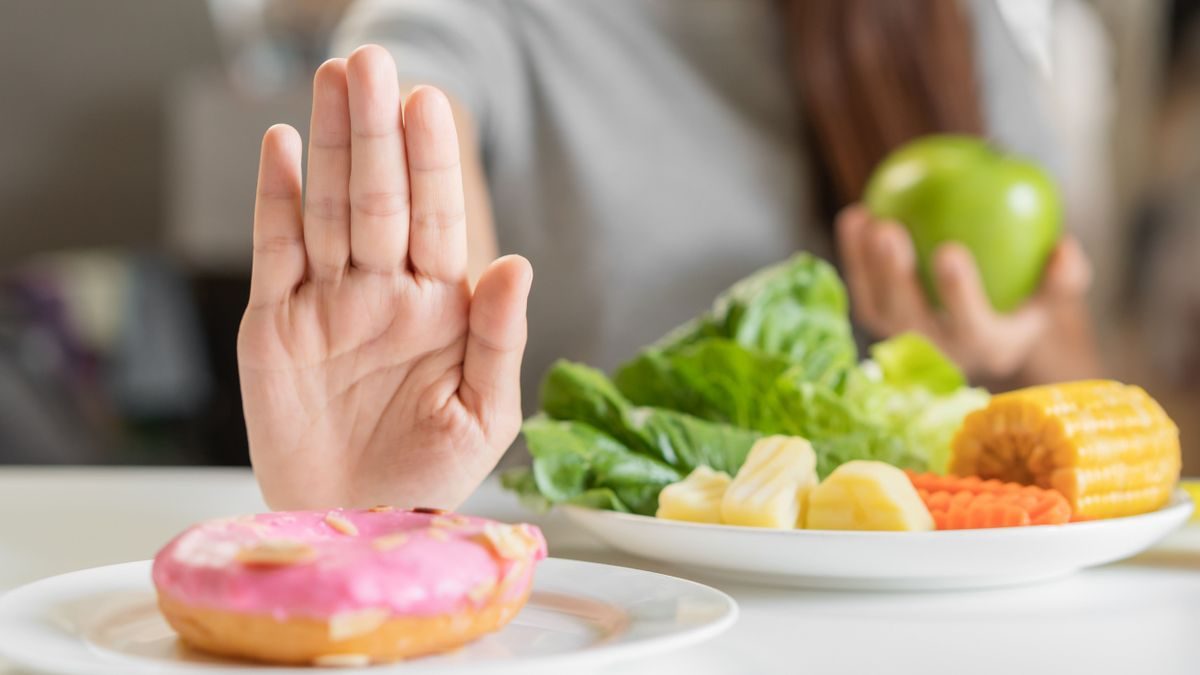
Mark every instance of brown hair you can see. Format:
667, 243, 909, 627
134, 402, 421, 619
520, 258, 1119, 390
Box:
787, 0, 984, 209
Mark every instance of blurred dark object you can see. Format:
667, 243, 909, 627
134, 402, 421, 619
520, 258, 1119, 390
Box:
1135, 0, 1200, 388
0, 252, 213, 464
208, 0, 355, 95
190, 274, 252, 467
1168, 0, 1200, 63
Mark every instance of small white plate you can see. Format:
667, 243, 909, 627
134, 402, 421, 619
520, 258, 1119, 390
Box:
0, 558, 736, 674
564, 490, 1194, 591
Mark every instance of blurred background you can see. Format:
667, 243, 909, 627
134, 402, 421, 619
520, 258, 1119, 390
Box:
0, 0, 1198, 470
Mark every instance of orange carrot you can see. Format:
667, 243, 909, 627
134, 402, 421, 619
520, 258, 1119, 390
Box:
907, 471, 1072, 529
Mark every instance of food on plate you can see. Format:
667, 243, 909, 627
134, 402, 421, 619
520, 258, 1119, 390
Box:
864, 134, 1061, 312
152, 508, 546, 666
657, 466, 732, 524
504, 255, 987, 515
502, 254, 1181, 532
721, 436, 818, 528
951, 380, 1181, 519
1183, 480, 1200, 522
805, 461, 934, 531
908, 471, 1072, 529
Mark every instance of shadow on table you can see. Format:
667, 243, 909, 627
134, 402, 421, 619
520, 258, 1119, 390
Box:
1123, 548, 1200, 572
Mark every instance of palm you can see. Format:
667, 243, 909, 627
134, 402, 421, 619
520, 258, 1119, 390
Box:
238, 47, 530, 510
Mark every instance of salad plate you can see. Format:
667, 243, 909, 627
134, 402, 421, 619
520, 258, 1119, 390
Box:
562, 490, 1194, 590
0, 558, 736, 675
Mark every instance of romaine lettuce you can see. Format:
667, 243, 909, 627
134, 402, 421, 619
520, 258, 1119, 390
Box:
507, 257, 989, 512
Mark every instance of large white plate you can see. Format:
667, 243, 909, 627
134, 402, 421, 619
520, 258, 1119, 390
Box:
0, 558, 735, 675
564, 490, 1194, 590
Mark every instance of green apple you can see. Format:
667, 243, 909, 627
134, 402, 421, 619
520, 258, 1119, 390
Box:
863, 135, 1061, 313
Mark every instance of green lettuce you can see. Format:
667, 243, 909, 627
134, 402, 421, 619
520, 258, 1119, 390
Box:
520, 416, 681, 515
653, 253, 857, 388
615, 337, 930, 477
506, 257, 988, 513
844, 333, 989, 473
542, 360, 761, 475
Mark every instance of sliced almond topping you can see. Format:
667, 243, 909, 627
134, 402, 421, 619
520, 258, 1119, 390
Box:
427, 528, 450, 542
235, 539, 315, 566
430, 514, 473, 531
476, 523, 538, 561
411, 506, 446, 515
328, 608, 390, 641
313, 653, 371, 667
499, 559, 529, 592
324, 512, 359, 536
466, 577, 497, 604
368, 505, 394, 513
372, 533, 409, 551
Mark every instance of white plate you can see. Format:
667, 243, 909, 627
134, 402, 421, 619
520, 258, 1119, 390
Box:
0, 558, 735, 675
564, 490, 1194, 591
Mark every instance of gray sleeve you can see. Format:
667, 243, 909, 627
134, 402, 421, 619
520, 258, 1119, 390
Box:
331, 0, 521, 139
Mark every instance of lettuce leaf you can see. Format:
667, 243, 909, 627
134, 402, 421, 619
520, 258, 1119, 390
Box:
541, 360, 760, 475
868, 332, 964, 394
615, 338, 929, 476
846, 333, 989, 473
615, 339, 793, 429
521, 415, 681, 515
653, 253, 857, 388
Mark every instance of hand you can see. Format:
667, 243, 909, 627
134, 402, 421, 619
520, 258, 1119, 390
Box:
238, 46, 531, 510
836, 204, 1093, 381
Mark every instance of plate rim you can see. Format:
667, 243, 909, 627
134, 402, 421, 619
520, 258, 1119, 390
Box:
0, 557, 738, 675
562, 488, 1195, 540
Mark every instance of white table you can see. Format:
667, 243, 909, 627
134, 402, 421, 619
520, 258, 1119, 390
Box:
2, 467, 1199, 674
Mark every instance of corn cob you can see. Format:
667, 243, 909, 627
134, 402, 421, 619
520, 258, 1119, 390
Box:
950, 380, 1180, 519
657, 466, 732, 524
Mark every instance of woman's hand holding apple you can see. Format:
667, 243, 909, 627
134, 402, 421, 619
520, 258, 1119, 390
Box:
836, 205, 1095, 385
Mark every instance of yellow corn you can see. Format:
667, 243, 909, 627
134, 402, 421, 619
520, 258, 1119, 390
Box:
656, 466, 732, 524
951, 380, 1180, 519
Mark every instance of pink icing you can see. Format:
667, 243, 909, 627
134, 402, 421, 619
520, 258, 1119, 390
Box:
151, 509, 546, 620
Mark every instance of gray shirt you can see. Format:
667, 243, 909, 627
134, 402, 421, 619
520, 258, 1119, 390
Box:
334, 0, 1057, 412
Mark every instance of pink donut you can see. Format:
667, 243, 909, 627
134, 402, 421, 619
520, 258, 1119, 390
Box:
152, 507, 546, 666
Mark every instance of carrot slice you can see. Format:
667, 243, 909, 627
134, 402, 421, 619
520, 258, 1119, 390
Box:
907, 471, 1072, 529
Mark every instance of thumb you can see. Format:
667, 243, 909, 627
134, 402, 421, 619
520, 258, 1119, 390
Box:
461, 255, 533, 436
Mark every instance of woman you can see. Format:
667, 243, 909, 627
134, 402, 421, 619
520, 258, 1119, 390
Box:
240, 0, 1105, 509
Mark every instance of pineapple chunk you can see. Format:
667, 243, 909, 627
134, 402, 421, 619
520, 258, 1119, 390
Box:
806, 461, 934, 531
720, 436, 818, 529
656, 466, 732, 524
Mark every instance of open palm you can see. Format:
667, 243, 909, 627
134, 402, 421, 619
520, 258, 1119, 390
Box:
238, 46, 531, 510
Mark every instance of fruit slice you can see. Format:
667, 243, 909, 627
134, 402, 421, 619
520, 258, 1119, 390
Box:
720, 436, 818, 529
906, 471, 1072, 529
656, 466, 732, 524
806, 461, 934, 531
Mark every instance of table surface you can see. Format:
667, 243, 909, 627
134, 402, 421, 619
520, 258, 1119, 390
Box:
1, 467, 1198, 675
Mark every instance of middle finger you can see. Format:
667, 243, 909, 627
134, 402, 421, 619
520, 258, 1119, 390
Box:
346, 45, 410, 274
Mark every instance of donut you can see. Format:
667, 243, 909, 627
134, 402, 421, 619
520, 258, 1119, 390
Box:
151, 507, 546, 666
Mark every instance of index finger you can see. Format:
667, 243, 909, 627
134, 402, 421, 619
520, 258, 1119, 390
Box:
836, 205, 883, 329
